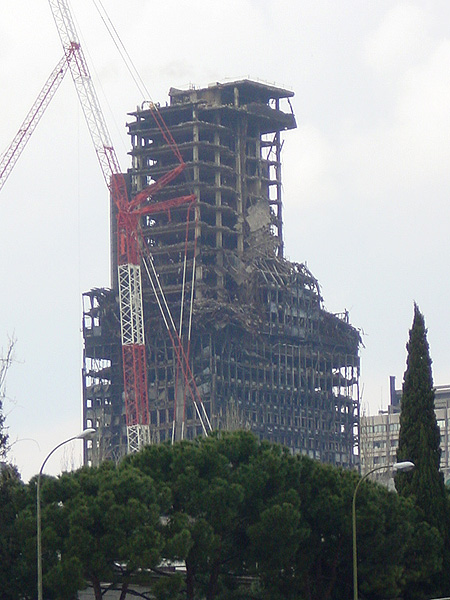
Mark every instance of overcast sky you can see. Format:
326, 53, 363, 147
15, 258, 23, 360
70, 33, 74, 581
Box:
1, 1, 450, 481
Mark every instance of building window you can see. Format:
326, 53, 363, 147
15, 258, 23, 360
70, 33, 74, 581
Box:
374, 424, 387, 433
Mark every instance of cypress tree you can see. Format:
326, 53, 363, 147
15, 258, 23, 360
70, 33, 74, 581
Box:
395, 303, 447, 530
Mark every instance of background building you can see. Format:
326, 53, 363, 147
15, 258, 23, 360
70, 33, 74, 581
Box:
82, 80, 361, 467
361, 376, 450, 486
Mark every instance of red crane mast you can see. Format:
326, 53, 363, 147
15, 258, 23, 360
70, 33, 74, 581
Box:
47, 0, 197, 452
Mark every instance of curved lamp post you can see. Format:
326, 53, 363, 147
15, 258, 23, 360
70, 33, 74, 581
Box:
37, 428, 96, 600
352, 460, 415, 600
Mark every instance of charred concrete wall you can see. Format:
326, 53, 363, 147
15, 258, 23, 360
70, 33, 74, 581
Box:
82, 80, 360, 468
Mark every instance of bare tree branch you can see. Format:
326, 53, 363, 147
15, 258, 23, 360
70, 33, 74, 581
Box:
0, 335, 16, 459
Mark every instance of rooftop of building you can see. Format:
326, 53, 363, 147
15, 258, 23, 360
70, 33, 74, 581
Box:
169, 78, 295, 102
362, 378, 450, 419
128, 79, 296, 134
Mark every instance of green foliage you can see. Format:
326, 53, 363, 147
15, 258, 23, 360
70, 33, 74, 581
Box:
151, 572, 185, 600
2, 453, 189, 600
130, 432, 417, 600
129, 431, 260, 600
395, 303, 450, 597
402, 518, 444, 600
0, 467, 30, 600
34, 461, 163, 599
396, 305, 445, 520
355, 480, 415, 600
1, 429, 442, 599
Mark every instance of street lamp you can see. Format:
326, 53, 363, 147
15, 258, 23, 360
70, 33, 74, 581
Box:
37, 428, 96, 600
352, 460, 414, 600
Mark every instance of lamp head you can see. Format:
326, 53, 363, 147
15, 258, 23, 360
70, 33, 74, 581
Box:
76, 428, 96, 440
393, 461, 415, 473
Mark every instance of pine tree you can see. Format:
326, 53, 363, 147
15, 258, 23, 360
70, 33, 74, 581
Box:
395, 303, 447, 530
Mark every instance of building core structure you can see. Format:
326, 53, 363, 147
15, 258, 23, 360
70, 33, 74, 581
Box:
82, 80, 361, 467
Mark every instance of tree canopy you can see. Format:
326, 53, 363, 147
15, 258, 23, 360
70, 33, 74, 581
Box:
0, 466, 29, 600
5, 432, 434, 599
39, 461, 164, 600
0, 430, 442, 599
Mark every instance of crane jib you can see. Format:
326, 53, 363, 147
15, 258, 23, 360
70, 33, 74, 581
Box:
47, 0, 211, 453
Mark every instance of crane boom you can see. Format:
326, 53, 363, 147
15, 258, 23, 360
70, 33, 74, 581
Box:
47, 0, 204, 454
48, 0, 184, 201
48, 0, 122, 191
0, 53, 71, 192
48, 0, 152, 452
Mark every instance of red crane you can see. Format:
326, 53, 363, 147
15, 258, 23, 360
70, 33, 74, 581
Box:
47, 0, 211, 452
0, 51, 75, 192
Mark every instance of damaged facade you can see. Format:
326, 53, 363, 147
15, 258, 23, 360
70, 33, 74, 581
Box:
82, 80, 360, 468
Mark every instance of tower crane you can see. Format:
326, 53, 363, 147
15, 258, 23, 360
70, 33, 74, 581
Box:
47, 0, 211, 452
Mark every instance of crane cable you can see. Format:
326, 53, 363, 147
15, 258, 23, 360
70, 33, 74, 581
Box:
90, 0, 199, 335
140, 243, 210, 436
91, 0, 150, 101
138, 216, 211, 434
91, 0, 206, 433
91, 0, 183, 164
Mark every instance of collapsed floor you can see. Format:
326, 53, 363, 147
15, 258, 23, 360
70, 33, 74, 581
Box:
82, 80, 360, 468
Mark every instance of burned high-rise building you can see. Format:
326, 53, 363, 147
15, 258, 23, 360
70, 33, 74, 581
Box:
82, 80, 361, 468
